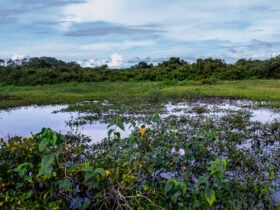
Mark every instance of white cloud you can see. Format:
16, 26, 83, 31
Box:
1, 0, 279, 62
80, 40, 154, 51
62, 0, 169, 25
108, 53, 123, 67
61, 0, 279, 44
11, 54, 29, 60
75, 53, 124, 68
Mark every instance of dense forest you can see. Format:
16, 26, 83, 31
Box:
0, 55, 279, 85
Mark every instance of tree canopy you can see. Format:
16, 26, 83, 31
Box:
0, 55, 279, 85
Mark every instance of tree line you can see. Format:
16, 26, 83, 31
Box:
0, 55, 279, 85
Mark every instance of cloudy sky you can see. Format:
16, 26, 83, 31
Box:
0, 0, 279, 67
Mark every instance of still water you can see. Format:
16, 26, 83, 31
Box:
0, 101, 279, 142
0, 105, 119, 143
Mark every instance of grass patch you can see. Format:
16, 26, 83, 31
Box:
0, 80, 280, 109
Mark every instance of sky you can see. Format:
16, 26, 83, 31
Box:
0, 0, 280, 67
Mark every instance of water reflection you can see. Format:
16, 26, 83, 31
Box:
0, 105, 129, 143
165, 101, 280, 124
0, 100, 279, 142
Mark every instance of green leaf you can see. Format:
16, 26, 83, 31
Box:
114, 132, 121, 139
172, 191, 182, 199
85, 172, 94, 180
58, 179, 71, 192
204, 189, 216, 207
81, 166, 93, 172
210, 168, 222, 175
94, 168, 105, 177
24, 190, 32, 199
38, 155, 55, 176
221, 159, 227, 168
39, 138, 49, 152
16, 182, 24, 189
165, 179, 175, 194
52, 132, 62, 147
152, 113, 160, 123
38, 128, 63, 151
107, 128, 114, 137
180, 182, 187, 195
116, 118, 125, 131
82, 200, 91, 210
14, 162, 33, 177
197, 174, 210, 186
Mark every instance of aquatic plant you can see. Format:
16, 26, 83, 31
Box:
1, 111, 279, 209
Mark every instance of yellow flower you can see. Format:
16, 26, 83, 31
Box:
140, 127, 146, 137
105, 170, 111, 177
181, 166, 187, 172
143, 185, 149, 191
11, 146, 17, 151
51, 206, 60, 210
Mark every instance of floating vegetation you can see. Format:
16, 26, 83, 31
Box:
0, 97, 280, 208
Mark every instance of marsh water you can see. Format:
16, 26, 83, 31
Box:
0, 99, 280, 204
0, 99, 279, 142
0, 105, 129, 143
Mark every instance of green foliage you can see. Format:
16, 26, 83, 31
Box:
164, 178, 187, 203
38, 128, 63, 152
204, 188, 216, 207
38, 154, 55, 176
0, 113, 279, 209
0, 55, 280, 86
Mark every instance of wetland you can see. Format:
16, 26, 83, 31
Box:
1, 80, 280, 209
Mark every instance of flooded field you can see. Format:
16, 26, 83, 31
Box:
1, 97, 280, 208
0, 98, 279, 141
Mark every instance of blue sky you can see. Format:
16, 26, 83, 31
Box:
0, 0, 279, 67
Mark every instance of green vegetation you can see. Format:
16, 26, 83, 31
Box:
1, 55, 280, 209
0, 80, 280, 109
0, 55, 279, 86
1, 113, 279, 209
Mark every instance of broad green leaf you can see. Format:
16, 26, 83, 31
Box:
94, 168, 105, 176
81, 166, 93, 172
116, 118, 125, 131
58, 179, 71, 192
38, 128, 63, 151
85, 172, 94, 180
39, 138, 49, 152
52, 132, 62, 147
197, 174, 210, 186
204, 189, 216, 207
38, 155, 55, 176
165, 179, 175, 194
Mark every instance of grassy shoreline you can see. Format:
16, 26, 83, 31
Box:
0, 79, 280, 109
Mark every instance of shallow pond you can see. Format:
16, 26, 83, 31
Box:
0, 99, 279, 143
165, 99, 280, 124
0, 105, 129, 143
